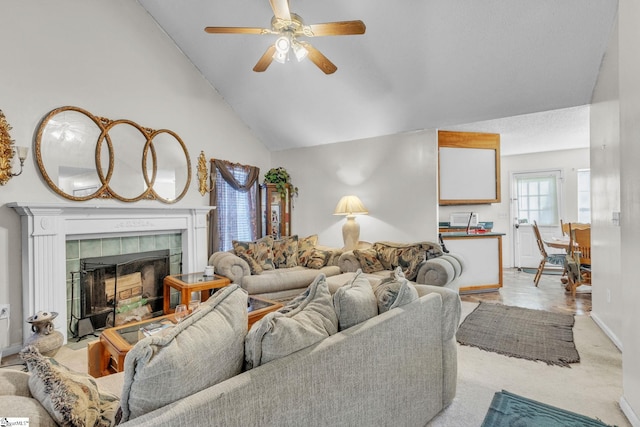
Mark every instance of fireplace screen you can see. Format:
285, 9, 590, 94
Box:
77, 249, 170, 330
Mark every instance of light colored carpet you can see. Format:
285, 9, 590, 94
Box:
427, 301, 630, 427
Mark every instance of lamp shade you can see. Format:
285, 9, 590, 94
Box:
333, 195, 368, 216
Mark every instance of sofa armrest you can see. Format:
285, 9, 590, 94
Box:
208, 251, 250, 285
338, 251, 359, 272
413, 284, 461, 341
415, 254, 464, 288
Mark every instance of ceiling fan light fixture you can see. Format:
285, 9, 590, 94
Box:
272, 49, 287, 64
292, 41, 308, 62
274, 35, 291, 54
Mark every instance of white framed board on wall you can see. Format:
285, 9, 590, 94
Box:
438, 131, 501, 205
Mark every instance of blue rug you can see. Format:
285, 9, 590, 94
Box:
481, 390, 611, 427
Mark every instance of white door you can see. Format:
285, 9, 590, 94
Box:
511, 170, 564, 269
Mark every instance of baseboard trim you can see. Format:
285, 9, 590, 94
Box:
0, 343, 22, 357
590, 311, 623, 351
620, 396, 640, 427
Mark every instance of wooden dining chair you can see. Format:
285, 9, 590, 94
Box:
532, 221, 566, 287
565, 224, 592, 296
561, 220, 589, 236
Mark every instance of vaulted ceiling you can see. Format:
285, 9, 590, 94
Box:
138, 0, 617, 155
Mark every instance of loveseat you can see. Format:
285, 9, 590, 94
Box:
338, 241, 465, 290
209, 234, 344, 301
2, 273, 461, 427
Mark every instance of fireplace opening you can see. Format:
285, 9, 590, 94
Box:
74, 249, 170, 333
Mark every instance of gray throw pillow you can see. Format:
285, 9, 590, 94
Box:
374, 267, 419, 313
119, 284, 248, 422
245, 273, 338, 369
333, 269, 378, 330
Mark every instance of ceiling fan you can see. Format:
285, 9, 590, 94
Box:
204, 0, 365, 74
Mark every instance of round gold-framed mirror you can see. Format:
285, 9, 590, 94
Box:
35, 106, 191, 203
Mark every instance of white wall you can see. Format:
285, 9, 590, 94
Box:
0, 1, 269, 353
618, 0, 640, 424
271, 130, 439, 248
439, 147, 590, 268
590, 17, 623, 350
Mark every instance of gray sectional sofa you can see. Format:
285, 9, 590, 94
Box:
119, 281, 461, 426
1, 275, 461, 427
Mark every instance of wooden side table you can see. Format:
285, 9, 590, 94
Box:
163, 273, 231, 314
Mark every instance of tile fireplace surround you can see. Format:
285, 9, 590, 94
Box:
9, 202, 213, 343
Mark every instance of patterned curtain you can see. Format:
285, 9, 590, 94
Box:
208, 159, 261, 255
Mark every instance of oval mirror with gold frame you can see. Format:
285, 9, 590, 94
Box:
35, 106, 191, 203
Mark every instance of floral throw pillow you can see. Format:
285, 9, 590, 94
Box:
374, 267, 419, 313
272, 235, 299, 268
237, 251, 264, 275
353, 248, 385, 273
306, 248, 331, 269
233, 236, 275, 271
297, 234, 319, 266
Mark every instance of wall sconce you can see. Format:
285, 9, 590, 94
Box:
333, 195, 369, 251
11, 146, 29, 177
0, 109, 29, 185
197, 151, 213, 196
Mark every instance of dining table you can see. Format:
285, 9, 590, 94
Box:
544, 237, 577, 251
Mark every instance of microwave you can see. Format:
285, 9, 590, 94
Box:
449, 212, 479, 227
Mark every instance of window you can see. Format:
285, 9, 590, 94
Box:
210, 160, 260, 253
577, 169, 591, 223
514, 170, 562, 226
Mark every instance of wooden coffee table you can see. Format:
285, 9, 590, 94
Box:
91, 313, 176, 377
163, 273, 231, 314
248, 296, 284, 329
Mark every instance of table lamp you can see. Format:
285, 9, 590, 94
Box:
334, 195, 368, 251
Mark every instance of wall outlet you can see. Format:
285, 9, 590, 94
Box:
0, 304, 9, 320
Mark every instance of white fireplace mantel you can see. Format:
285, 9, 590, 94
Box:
9, 202, 214, 343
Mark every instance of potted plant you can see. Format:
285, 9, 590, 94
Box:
264, 167, 299, 200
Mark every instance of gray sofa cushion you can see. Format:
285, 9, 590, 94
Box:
245, 273, 338, 369
120, 284, 248, 422
333, 269, 378, 330
374, 267, 419, 313
241, 265, 341, 295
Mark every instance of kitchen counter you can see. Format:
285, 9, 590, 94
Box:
441, 231, 505, 238
440, 231, 504, 293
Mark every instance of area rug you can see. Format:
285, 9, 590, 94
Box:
481, 390, 611, 426
456, 302, 579, 367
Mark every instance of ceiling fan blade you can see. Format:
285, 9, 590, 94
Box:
204, 26, 269, 35
306, 20, 366, 37
300, 42, 337, 74
253, 45, 277, 72
269, 0, 291, 21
